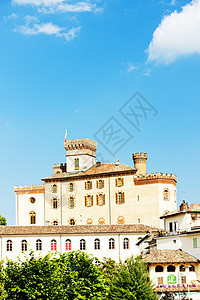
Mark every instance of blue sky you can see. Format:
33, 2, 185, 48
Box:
0, 0, 200, 224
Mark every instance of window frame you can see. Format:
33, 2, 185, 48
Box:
94, 238, 100, 250
69, 219, 75, 225
29, 211, 36, 225
52, 184, 57, 193
74, 158, 79, 170
52, 198, 58, 209
123, 238, 129, 249
109, 238, 115, 250
80, 239, 86, 250
53, 220, 58, 226
21, 240, 28, 252
69, 183, 74, 192
66, 239, 72, 251
69, 197, 75, 209
36, 239, 42, 251
51, 239, 57, 251
6, 240, 13, 252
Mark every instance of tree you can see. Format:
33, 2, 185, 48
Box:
104, 256, 157, 300
0, 213, 7, 226
2, 251, 107, 300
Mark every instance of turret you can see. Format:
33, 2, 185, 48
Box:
133, 152, 148, 175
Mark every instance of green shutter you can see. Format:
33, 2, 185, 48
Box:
193, 238, 197, 249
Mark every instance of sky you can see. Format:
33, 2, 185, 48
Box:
0, 0, 200, 225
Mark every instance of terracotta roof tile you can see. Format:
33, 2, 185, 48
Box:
144, 249, 199, 263
160, 204, 200, 219
0, 224, 159, 236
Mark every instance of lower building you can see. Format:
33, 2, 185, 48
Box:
0, 224, 158, 262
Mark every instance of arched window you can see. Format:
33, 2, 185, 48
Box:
74, 158, 79, 170
155, 265, 164, 272
6, 240, 12, 252
69, 219, 75, 225
51, 239, 57, 251
116, 178, 124, 187
52, 184, 57, 193
98, 194, 104, 206
123, 238, 129, 249
69, 183, 74, 192
36, 239, 42, 251
80, 239, 86, 250
167, 265, 175, 272
117, 216, 125, 224
85, 195, 93, 207
98, 218, 105, 225
94, 238, 100, 250
52, 198, 58, 209
85, 181, 92, 190
164, 189, 169, 201
21, 240, 27, 252
53, 220, 58, 226
116, 192, 124, 204
180, 265, 185, 272
29, 197, 36, 204
109, 238, 115, 250
66, 239, 71, 251
69, 197, 74, 209
29, 211, 36, 224
97, 180, 104, 189
189, 265, 195, 272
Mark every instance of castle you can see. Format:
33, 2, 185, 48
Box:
14, 136, 177, 228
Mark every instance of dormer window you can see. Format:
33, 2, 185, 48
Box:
74, 158, 79, 170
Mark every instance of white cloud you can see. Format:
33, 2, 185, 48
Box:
12, 0, 100, 13
126, 63, 136, 73
148, 0, 200, 64
15, 21, 80, 41
4, 13, 18, 20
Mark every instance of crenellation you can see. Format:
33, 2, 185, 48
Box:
14, 184, 45, 191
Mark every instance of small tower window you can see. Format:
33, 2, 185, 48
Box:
164, 189, 170, 201
69, 218, 75, 225
52, 184, 57, 193
74, 158, 79, 170
52, 198, 58, 209
69, 183, 74, 192
29, 211, 36, 224
29, 197, 36, 204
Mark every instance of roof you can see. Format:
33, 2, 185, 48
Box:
160, 203, 200, 219
0, 224, 159, 236
42, 163, 136, 181
144, 249, 199, 264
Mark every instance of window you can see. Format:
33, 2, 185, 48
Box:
69, 197, 74, 209
169, 222, 173, 232
174, 221, 178, 232
155, 265, 164, 272
74, 158, 79, 170
116, 178, 124, 187
158, 277, 163, 285
181, 276, 186, 284
80, 239, 86, 250
123, 238, 129, 249
137, 195, 140, 201
6, 240, 12, 252
85, 195, 93, 207
167, 265, 176, 272
138, 219, 140, 224
117, 216, 125, 224
98, 218, 105, 225
52, 198, 58, 209
97, 180, 104, 189
69, 183, 74, 192
96, 194, 105, 206
193, 238, 197, 249
180, 265, 185, 272
51, 239, 57, 251
109, 238, 115, 250
69, 219, 75, 225
53, 220, 58, 226
116, 192, 125, 204
189, 265, 195, 272
94, 238, 100, 250
21, 240, 27, 252
86, 218, 93, 225
173, 240, 176, 244
85, 181, 92, 190
66, 239, 71, 251
36, 239, 42, 251
29, 211, 36, 224
52, 184, 57, 193
164, 189, 169, 200
29, 197, 36, 204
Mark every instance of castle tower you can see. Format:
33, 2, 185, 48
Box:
132, 153, 148, 175
64, 138, 97, 173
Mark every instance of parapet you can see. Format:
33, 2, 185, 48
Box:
14, 184, 45, 195
53, 163, 66, 174
134, 172, 177, 186
64, 138, 97, 157
133, 153, 148, 159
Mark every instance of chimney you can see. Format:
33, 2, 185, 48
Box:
132, 153, 148, 175
115, 159, 119, 166
180, 200, 187, 211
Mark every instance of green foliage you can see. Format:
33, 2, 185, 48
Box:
0, 214, 7, 226
103, 256, 157, 300
1, 251, 107, 300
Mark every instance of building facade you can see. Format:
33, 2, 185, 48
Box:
15, 137, 177, 228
